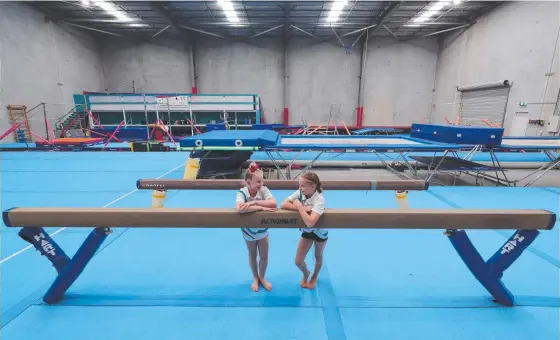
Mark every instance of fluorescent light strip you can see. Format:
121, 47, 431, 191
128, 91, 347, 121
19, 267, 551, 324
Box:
410, 1, 450, 25
326, 0, 347, 23
94, 0, 135, 22
217, 0, 240, 23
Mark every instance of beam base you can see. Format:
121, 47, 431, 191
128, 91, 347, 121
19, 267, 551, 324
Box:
43, 227, 111, 305
19, 227, 70, 273
446, 229, 539, 307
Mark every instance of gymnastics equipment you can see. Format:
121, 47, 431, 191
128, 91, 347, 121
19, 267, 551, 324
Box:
4, 103, 55, 144
395, 190, 409, 209
0, 121, 26, 142
135, 179, 429, 191
101, 120, 124, 150
183, 158, 200, 180
3, 206, 555, 306
4, 207, 553, 229
148, 119, 177, 147
151, 190, 167, 208
178, 129, 560, 184
410, 124, 504, 146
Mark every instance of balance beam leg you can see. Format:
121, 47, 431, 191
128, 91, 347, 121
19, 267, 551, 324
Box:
486, 230, 540, 274
18, 227, 70, 274
43, 227, 111, 304
445, 229, 514, 306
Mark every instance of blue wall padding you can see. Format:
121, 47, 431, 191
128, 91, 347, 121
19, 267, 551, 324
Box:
252, 124, 285, 130
205, 124, 227, 131
411, 124, 504, 146
179, 130, 279, 147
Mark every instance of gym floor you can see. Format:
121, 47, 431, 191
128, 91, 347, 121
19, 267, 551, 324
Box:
1, 152, 559, 340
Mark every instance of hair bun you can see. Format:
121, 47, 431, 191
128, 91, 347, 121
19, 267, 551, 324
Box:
249, 163, 259, 173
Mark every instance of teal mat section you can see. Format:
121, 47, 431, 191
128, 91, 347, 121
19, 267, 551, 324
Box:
1, 152, 558, 339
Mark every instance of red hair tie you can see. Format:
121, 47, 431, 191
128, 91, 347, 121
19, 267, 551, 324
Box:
249, 163, 259, 173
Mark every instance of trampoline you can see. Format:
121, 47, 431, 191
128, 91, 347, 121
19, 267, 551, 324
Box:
266, 135, 462, 181
178, 126, 560, 186
276, 136, 428, 146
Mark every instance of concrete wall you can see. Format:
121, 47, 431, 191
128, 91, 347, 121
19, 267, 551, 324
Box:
362, 37, 439, 126
432, 1, 560, 135
99, 35, 439, 127
196, 38, 284, 123
0, 2, 105, 138
101, 37, 193, 94
287, 38, 361, 125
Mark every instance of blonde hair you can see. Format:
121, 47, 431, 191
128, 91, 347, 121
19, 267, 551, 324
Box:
301, 172, 322, 193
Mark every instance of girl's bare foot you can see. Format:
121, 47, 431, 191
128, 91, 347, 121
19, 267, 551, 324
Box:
251, 278, 259, 292
260, 278, 272, 291
307, 276, 318, 289
300, 269, 310, 288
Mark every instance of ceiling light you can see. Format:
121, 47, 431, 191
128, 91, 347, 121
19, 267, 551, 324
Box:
410, 1, 452, 24
222, 2, 234, 11
429, 4, 445, 11
217, 0, 240, 24
94, 1, 135, 22
326, 0, 347, 23
81, 0, 91, 6
128, 23, 148, 27
95, 1, 114, 12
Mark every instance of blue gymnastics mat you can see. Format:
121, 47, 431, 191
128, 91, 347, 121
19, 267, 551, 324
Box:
179, 130, 279, 147
1, 152, 558, 340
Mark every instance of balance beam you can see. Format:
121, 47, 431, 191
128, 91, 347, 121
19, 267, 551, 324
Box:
3, 207, 555, 230
136, 179, 429, 191
5, 207, 555, 307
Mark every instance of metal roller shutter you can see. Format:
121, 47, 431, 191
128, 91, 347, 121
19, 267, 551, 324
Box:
458, 81, 511, 127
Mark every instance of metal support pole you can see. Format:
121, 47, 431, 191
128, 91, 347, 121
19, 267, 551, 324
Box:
341, 24, 377, 37
420, 24, 471, 38
283, 3, 290, 126
180, 25, 226, 40
356, 29, 369, 128
290, 25, 321, 41
152, 25, 171, 39
250, 25, 284, 39
61, 21, 124, 37
42, 103, 49, 139
189, 40, 197, 91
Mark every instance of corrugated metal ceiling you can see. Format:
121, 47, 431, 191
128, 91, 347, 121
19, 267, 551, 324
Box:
30, 1, 501, 40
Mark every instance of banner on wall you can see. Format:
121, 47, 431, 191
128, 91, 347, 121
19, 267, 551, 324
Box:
156, 96, 190, 107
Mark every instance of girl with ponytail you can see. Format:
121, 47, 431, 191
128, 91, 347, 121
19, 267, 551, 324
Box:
280, 171, 326, 289
235, 161, 277, 292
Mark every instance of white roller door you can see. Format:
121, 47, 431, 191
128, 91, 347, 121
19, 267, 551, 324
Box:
457, 80, 511, 127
